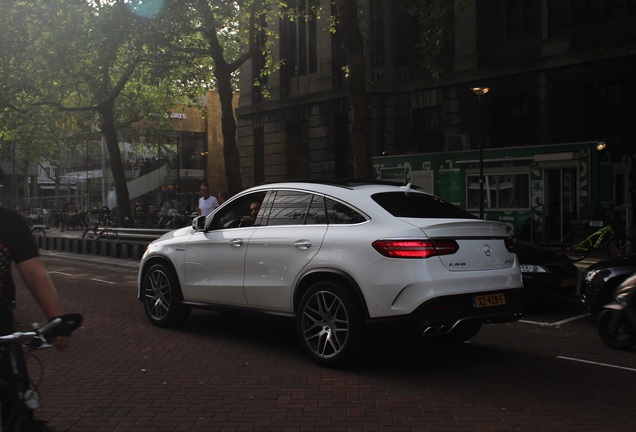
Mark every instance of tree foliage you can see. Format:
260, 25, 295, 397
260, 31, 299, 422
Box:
399, 0, 461, 78
0, 0, 455, 215
0, 0, 197, 218
152, 0, 278, 195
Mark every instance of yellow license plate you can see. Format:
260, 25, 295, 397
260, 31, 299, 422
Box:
561, 277, 578, 288
473, 293, 506, 308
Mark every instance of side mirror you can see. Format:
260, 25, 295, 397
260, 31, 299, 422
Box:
192, 215, 206, 231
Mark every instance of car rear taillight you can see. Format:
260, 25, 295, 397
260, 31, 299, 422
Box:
505, 238, 516, 253
372, 239, 459, 259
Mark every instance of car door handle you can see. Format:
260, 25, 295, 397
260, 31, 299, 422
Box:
229, 238, 244, 247
294, 240, 312, 250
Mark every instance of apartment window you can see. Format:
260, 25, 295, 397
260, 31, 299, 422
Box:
491, 95, 529, 148
547, 0, 572, 37
287, 121, 308, 179
588, 81, 634, 144
329, 2, 347, 88
334, 114, 349, 178
251, 18, 268, 104
412, 106, 443, 152
254, 126, 264, 185
587, 0, 635, 22
489, 0, 540, 40
280, 1, 317, 78
368, 0, 385, 69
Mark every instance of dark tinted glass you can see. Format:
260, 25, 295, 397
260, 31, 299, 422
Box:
372, 192, 477, 219
307, 195, 327, 224
265, 191, 312, 226
325, 198, 367, 224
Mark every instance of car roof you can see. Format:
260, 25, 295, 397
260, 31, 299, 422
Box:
245, 180, 427, 197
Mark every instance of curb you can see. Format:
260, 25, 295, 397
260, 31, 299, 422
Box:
41, 249, 140, 271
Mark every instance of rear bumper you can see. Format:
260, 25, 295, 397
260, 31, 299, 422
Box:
366, 287, 524, 336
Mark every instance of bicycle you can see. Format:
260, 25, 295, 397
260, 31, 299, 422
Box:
0, 313, 82, 431
561, 223, 634, 262
29, 222, 46, 239
82, 213, 119, 242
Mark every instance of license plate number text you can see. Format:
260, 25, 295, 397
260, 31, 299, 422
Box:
473, 293, 506, 308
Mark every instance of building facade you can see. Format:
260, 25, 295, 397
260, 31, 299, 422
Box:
1, 91, 237, 219
236, 0, 636, 242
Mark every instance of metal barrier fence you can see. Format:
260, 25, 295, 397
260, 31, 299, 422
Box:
35, 235, 151, 261
33, 227, 171, 261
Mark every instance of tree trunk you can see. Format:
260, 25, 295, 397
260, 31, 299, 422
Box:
99, 103, 132, 223
334, 0, 372, 179
215, 63, 243, 195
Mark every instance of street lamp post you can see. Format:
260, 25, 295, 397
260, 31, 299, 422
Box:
471, 86, 490, 219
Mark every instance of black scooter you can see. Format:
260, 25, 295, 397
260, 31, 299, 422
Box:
597, 272, 636, 350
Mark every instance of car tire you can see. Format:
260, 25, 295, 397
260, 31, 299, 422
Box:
142, 263, 191, 327
434, 321, 483, 343
597, 309, 636, 350
296, 281, 363, 368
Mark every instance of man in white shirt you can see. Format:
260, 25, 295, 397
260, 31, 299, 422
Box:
198, 182, 219, 217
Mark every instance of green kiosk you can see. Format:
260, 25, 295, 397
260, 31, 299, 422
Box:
373, 141, 635, 245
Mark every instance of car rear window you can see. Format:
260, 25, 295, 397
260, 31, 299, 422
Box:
371, 192, 477, 219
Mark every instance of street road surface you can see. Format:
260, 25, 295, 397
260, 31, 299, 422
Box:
9, 256, 636, 431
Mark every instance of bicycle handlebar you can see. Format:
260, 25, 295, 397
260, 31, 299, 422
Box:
0, 313, 83, 348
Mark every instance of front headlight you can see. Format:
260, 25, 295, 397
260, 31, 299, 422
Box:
520, 264, 547, 273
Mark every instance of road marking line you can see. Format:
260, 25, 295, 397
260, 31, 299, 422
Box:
551, 313, 592, 326
557, 356, 636, 372
519, 313, 591, 327
518, 319, 549, 326
50, 271, 73, 276
90, 278, 115, 284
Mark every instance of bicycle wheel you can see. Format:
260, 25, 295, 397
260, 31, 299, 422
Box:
606, 235, 634, 258
561, 233, 589, 261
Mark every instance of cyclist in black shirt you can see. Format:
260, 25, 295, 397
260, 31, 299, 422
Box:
0, 168, 71, 431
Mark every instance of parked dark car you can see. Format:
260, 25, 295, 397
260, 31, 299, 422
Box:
580, 254, 636, 314
515, 241, 579, 301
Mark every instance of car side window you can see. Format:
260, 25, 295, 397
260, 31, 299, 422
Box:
209, 191, 266, 229
261, 191, 313, 226
325, 198, 367, 224
307, 195, 327, 224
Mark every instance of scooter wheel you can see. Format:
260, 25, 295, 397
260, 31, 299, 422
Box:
597, 309, 636, 350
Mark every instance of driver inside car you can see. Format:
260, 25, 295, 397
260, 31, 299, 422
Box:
240, 201, 261, 226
